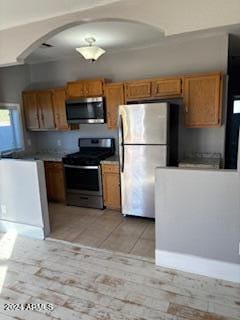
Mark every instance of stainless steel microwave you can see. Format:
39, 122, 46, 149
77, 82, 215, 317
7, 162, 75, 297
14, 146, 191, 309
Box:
65, 97, 105, 124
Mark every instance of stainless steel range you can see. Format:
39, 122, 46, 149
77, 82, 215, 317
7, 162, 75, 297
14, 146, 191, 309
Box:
62, 138, 115, 209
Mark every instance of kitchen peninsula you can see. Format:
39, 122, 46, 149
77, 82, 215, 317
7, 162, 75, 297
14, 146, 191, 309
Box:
155, 133, 240, 283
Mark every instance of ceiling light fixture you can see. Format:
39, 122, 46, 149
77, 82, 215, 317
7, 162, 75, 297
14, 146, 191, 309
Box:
76, 37, 105, 62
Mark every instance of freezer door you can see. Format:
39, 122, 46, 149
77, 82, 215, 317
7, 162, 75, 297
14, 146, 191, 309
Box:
121, 145, 167, 218
119, 103, 168, 145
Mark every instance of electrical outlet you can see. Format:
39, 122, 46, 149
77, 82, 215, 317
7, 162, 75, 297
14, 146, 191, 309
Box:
27, 139, 31, 147
57, 139, 62, 147
0, 204, 7, 215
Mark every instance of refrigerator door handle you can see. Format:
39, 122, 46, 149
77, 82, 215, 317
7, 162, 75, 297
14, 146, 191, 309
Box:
119, 114, 125, 173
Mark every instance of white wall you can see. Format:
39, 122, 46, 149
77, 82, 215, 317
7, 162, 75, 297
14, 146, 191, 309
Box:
0, 159, 49, 239
28, 33, 229, 159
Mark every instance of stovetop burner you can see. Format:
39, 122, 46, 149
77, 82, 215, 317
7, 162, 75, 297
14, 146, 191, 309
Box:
62, 138, 115, 166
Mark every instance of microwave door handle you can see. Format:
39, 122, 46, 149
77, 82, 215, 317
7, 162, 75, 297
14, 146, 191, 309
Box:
119, 115, 125, 173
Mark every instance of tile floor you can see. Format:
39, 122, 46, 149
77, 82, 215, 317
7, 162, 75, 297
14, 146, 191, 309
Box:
48, 203, 155, 258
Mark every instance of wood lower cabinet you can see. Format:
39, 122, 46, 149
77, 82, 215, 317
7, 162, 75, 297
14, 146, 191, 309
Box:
36, 91, 55, 129
66, 79, 104, 98
22, 91, 39, 130
44, 161, 66, 203
105, 83, 125, 129
152, 77, 182, 97
183, 72, 223, 128
124, 80, 152, 100
52, 88, 69, 130
102, 163, 120, 210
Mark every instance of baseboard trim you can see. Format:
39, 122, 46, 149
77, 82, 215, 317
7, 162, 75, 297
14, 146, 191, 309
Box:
155, 249, 240, 283
0, 221, 44, 239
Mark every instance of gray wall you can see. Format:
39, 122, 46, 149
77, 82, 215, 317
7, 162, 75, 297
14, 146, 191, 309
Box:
28, 33, 229, 158
34, 125, 118, 154
155, 166, 240, 265
0, 64, 36, 153
28, 34, 228, 84
0, 159, 49, 239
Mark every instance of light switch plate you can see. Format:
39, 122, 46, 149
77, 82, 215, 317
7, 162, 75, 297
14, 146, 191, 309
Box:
57, 139, 62, 146
0, 204, 7, 215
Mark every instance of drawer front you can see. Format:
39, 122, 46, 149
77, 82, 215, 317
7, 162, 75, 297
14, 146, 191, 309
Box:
102, 164, 119, 173
45, 161, 63, 169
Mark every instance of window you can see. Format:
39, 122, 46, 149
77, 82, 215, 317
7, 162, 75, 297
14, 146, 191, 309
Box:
0, 103, 24, 153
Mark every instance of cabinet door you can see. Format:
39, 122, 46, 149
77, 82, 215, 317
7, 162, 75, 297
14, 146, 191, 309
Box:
183, 73, 222, 128
52, 88, 68, 130
37, 91, 55, 129
22, 92, 39, 130
152, 78, 182, 97
102, 164, 120, 210
84, 79, 103, 96
44, 162, 66, 202
105, 83, 125, 129
125, 81, 152, 100
66, 79, 103, 98
66, 81, 85, 98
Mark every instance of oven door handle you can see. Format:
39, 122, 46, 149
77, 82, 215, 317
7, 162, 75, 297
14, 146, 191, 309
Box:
64, 165, 99, 169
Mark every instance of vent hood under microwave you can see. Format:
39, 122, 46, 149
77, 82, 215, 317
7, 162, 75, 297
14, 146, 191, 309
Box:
65, 97, 105, 124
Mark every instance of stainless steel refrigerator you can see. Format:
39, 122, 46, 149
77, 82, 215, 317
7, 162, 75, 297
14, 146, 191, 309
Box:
118, 102, 178, 218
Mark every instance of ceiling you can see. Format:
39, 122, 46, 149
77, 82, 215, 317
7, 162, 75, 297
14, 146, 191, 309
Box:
0, 0, 121, 31
25, 20, 164, 64
2, 0, 240, 67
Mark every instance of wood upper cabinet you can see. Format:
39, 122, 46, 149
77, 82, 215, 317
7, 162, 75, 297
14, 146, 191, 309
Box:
102, 163, 120, 210
124, 80, 152, 100
44, 161, 65, 203
36, 91, 55, 129
124, 77, 183, 101
152, 77, 182, 97
105, 83, 125, 129
22, 91, 39, 130
85, 79, 103, 96
183, 72, 223, 128
52, 88, 68, 130
66, 81, 85, 98
23, 90, 55, 130
66, 79, 104, 98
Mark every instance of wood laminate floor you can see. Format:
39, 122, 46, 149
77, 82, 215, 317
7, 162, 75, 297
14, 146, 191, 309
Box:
48, 203, 155, 259
0, 232, 239, 320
